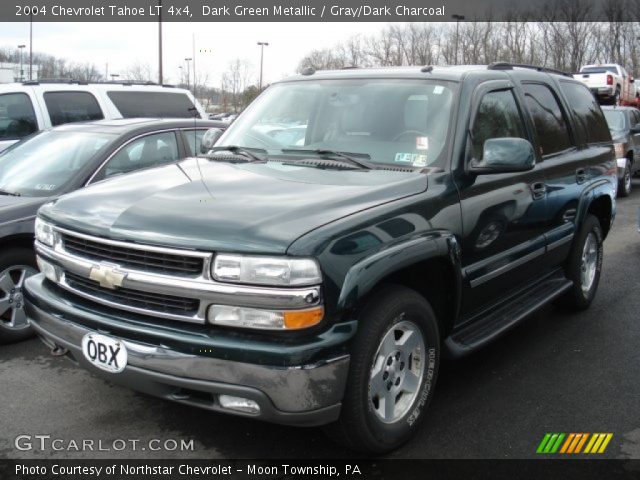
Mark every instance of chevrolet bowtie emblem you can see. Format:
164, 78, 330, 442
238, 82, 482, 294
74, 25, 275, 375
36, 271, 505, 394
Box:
89, 264, 126, 290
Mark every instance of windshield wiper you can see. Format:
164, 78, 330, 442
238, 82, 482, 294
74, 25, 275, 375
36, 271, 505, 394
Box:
281, 149, 374, 170
0, 189, 20, 196
206, 145, 267, 163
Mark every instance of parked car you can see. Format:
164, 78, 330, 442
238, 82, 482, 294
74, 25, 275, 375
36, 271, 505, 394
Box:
0, 81, 207, 153
25, 64, 615, 453
0, 118, 224, 343
573, 64, 635, 105
602, 106, 640, 196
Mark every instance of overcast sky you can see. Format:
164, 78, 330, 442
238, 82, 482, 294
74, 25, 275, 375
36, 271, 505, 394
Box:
0, 22, 392, 86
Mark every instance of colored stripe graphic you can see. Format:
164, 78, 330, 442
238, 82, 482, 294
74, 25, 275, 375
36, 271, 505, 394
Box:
538, 433, 613, 454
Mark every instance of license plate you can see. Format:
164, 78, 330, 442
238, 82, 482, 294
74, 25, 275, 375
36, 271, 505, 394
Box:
81, 333, 127, 373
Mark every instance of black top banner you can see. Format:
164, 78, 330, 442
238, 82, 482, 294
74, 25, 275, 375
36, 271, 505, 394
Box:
0, 0, 630, 22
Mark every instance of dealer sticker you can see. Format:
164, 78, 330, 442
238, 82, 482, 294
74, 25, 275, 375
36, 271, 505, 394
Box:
416, 136, 429, 150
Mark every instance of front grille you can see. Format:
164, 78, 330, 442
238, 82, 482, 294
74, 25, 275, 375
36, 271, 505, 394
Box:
61, 233, 204, 276
65, 272, 200, 316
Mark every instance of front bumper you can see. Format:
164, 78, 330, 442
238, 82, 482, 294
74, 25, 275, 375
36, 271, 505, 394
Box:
24, 274, 351, 427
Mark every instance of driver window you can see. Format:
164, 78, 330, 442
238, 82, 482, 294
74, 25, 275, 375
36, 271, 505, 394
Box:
472, 89, 525, 160
94, 131, 179, 182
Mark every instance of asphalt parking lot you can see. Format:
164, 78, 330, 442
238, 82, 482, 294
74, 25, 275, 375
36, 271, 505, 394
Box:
1, 182, 640, 460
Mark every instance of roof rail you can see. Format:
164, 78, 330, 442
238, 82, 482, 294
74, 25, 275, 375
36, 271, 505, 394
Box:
487, 62, 573, 78
21, 79, 165, 87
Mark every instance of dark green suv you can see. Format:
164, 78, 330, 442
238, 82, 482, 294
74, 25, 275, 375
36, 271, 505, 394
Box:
25, 64, 616, 453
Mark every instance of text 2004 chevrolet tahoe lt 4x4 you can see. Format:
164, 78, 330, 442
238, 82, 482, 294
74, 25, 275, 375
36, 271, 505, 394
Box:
25, 64, 616, 453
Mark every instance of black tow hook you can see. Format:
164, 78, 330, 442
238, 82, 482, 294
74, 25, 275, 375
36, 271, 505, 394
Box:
51, 345, 68, 357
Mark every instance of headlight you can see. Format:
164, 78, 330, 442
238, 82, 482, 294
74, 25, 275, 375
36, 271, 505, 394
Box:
614, 143, 625, 158
208, 304, 324, 330
212, 254, 322, 286
34, 218, 55, 247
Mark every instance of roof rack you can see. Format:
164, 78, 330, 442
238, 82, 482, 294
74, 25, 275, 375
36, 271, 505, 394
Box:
21, 79, 169, 87
487, 62, 573, 78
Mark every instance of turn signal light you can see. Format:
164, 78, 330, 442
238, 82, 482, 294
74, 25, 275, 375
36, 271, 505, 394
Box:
607, 74, 613, 85
283, 307, 324, 329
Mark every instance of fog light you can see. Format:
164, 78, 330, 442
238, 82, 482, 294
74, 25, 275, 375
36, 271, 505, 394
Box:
36, 256, 59, 283
218, 395, 261, 414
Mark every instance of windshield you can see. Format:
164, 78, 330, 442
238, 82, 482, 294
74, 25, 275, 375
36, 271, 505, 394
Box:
0, 130, 114, 196
580, 66, 618, 74
218, 79, 456, 169
603, 110, 626, 131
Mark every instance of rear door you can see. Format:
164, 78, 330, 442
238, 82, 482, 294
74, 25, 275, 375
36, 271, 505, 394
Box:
543, 80, 613, 264
458, 81, 548, 316
0, 90, 41, 152
518, 80, 581, 267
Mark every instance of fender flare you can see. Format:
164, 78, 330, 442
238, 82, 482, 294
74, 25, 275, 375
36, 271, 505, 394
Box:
337, 231, 462, 322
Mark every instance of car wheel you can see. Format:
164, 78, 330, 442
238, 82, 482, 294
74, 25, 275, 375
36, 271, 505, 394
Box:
0, 248, 38, 344
618, 159, 632, 197
324, 284, 440, 453
557, 215, 603, 311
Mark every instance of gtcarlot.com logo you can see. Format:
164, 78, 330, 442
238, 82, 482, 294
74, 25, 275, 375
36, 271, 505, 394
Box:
536, 433, 613, 454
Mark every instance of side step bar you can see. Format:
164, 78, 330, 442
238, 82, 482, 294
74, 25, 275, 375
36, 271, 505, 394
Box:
445, 276, 573, 357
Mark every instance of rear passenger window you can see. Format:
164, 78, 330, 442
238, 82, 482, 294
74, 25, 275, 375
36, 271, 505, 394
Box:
44, 91, 104, 126
559, 82, 610, 144
522, 83, 572, 156
471, 89, 526, 159
107, 92, 199, 119
96, 131, 180, 181
0, 93, 37, 140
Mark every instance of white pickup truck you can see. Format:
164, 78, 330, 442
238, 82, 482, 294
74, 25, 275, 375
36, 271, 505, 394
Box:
573, 64, 635, 105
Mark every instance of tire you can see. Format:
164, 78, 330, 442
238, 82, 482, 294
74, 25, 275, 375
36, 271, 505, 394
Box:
618, 159, 632, 197
0, 247, 38, 344
613, 87, 621, 106
324, 284, 440, 453
557, 215, 603, 311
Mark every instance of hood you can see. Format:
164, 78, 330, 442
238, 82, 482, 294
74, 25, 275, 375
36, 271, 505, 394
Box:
0, 195, 50, 226
40, 159, 428, 254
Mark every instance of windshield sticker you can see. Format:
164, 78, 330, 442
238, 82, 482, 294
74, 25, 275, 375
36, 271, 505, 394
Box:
433, 85, 444, 95
35, 184, 56, 191
395, 153, 428, 166
412, 155, 428, 167
416, 136, 429, 150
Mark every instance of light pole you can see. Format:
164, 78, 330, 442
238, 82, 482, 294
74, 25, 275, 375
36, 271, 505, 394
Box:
184, 58, 192, 92
257, 42, 269, 90
29, 12, 33, 80
17, 45, 25, 82
452, 14, 465, 65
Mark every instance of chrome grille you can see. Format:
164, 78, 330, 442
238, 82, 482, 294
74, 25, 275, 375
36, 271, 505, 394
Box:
61, 233, 204, 276
65, 272, 200, 316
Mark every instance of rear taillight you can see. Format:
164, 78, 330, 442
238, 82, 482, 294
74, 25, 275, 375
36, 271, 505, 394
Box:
607, 74, 613, 85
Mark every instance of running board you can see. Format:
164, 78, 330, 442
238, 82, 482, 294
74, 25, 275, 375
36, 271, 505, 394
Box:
445, 276, 573, 357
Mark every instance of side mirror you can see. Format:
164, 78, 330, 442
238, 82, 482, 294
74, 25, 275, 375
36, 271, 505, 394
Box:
631, 123, 640, 134
200, 128, 224, 153
469, 137, 535, 174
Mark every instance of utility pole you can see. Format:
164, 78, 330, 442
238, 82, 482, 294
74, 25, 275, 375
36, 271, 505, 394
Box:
257, 42, 269, 90
452, 14, 465, 65
158, 0, 163, 84
192, 33, 196, 98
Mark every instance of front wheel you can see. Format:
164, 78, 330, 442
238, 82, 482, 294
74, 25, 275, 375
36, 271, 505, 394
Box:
0, 248, 38, 344
557, 215, 603, 311
325, 285, 440, 453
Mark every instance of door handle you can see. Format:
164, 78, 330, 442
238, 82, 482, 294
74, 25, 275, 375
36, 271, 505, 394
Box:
530, 182, 547, 200
576, 168, 587, 184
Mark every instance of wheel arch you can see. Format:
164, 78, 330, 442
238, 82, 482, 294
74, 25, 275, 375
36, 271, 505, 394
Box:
586, 194, 613, 239
338, 233, 462, 338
